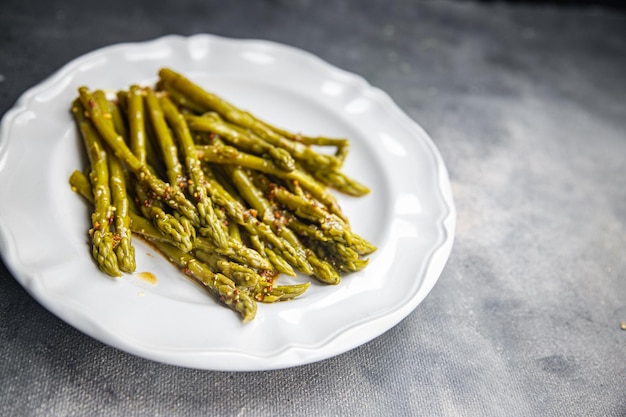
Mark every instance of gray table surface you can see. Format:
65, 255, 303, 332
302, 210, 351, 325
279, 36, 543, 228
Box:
1, 1, 625, 416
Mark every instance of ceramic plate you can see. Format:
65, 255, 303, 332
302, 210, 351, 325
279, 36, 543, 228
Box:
0, 34, 455, 371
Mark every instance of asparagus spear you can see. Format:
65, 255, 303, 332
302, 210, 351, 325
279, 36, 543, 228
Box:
255, 116, 351, 166
185, 113, 295, 172
71, 170, 304, 315
159, 95, 229, 248
262, 247, 296, 276
127, 85, 147, 164
257, 282, 311, 303
194, 250, 259, 288
144, 88, 186, 189
158, 68, 341, 170
135, 182, 195, 253
196, 144, 347, 220
109, 152, 136, 273
70, 69, 375, 321
77, 87, 200, 227
71, 101, 121, 277
225, 165, 340, 284
154, 240, 257, 322
194, 250, 309, 302
201, 164, 315, 276
93, 94, 136, 273
157, 79, 206, 114
118, 87, 195, 252
70, 170, 272, 273
269, 184, 329, 223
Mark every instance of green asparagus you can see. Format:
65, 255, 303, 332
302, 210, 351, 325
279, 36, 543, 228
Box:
72, 100, 121, 277
78, 87, 200, 227
185, 113, 296, 172
158, 68, 341, 169
95, 94, 135, 273
160, 95, 229, 248
127, 85, 147, 164
154, 240, 257, 322
196, 144, 347, 220
144, 88, 186, 189
70, 68, 375, 322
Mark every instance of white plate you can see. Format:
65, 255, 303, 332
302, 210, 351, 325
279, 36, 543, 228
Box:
0, 34, 455, 371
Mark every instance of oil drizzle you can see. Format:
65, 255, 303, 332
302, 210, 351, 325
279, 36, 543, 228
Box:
136, 271, 158, 285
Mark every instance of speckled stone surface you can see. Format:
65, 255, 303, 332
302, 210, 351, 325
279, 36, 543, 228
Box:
1, 1, 625, 416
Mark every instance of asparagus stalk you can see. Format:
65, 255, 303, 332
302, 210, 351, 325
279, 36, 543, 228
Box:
77, 87, 200, 227
71, 169, 275, 296
196, 144, 348, 220
255, 115, 351, 166
94, 94, 136, 273
144, 88, 186, 189
159, 95, 229, 248
225, 165, 340, 284
109, 152, 136, 273
70, 170, 271, 272
70, 69, 374, 321
127, 85, 147, 164
154, 241, 257, 322
194, 250, 259, 288
136, 182, 195, 253
158, 68, 341, 170
194, 249, 310, 302
201, 164, 315, 276
71, 100, 121, 277
185, 113, 295, 172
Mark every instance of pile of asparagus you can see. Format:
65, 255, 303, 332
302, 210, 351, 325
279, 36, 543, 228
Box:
69, 68, 376, 322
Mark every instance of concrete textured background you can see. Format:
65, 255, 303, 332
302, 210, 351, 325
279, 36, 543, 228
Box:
1, 1, 625, 416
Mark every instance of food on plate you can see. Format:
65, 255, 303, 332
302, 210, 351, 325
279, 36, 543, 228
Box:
69, 68, 376, 322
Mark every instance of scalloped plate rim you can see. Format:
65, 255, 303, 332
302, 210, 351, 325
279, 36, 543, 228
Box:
0, 34, 456, 371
